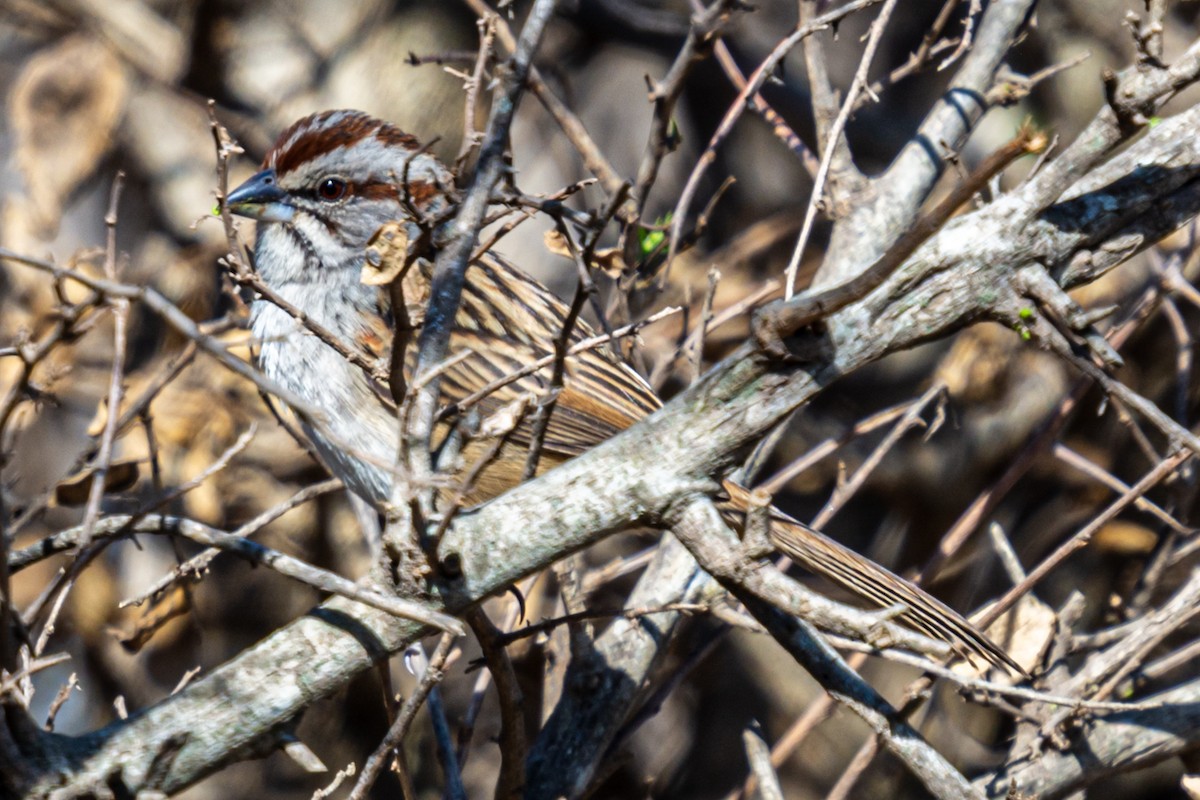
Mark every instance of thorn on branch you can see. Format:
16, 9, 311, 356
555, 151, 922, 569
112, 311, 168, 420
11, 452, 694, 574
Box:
739, 487, 773, 557
1126, 8, 1167, 70
987, 53, 1091, 107
1103, 67, 1153, 137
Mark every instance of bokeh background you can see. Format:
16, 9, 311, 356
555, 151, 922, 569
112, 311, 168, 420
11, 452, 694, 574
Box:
3, 1, 1199, 798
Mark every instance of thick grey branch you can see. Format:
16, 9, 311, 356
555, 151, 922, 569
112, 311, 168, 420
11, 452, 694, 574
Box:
525, 536, 707, 798
668, 498, 981, 800
981, 673, 1200, 799
818, 0, 1036, 285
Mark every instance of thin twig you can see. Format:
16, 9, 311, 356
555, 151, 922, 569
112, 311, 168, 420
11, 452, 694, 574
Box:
696, 0, 817, 177
983, 451, 1191, 631
784, 0, 900, 299
668, 0, 884, 277
811, 383, 944, 529
461, 0, 626, 202
629, 0, 747, 221
401, 0, 559, 532
0, 248, 319, 419
521, 222, 594, 481
347, 633, 458, 800
1053, 442, 1191, 534
15, 511, 462, 634
757, 399, 915, 495
687, 267, 719, 382
465, 608, 526, 797
119, 478, 345, 608
80, 171, 129, 547
456, 14, 496, 168
436, 305, 680, 422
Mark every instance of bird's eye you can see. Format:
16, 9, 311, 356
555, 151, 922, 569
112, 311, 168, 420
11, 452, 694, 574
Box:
317, 177, 348, 201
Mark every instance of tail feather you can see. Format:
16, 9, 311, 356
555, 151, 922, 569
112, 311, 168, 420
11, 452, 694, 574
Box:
722, 482, 1024, 676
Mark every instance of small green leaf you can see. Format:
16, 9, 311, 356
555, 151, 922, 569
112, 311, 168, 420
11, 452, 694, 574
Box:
639, 229, 664, 255
1018, 307, 1035, 320
637, 214, 673, 258
667, 117, 682, 147
212, 204, 221, 216
1148, 116, 1163, 128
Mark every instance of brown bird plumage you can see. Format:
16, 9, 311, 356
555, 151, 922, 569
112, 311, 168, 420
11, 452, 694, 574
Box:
227, 109, 1022, 676
375, 234, 1021, 675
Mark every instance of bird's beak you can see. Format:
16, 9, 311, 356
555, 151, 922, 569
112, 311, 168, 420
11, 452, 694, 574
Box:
225, 169, 294, 222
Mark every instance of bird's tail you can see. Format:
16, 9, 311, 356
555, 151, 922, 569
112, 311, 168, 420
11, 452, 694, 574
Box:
721, 482, 1024, 676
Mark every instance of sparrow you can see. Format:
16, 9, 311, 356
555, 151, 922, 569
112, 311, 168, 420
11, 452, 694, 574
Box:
225, 109, 1021, 674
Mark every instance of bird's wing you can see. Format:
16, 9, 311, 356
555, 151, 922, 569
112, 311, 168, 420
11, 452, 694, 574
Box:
436, 327, 660, 458
360, 247, 1021, 674
363, 250, 661, 459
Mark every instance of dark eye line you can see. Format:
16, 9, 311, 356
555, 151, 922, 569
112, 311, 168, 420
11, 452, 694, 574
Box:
295, 185, 351, 202
295, 178, 401, 204
306, 176, 351, 202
